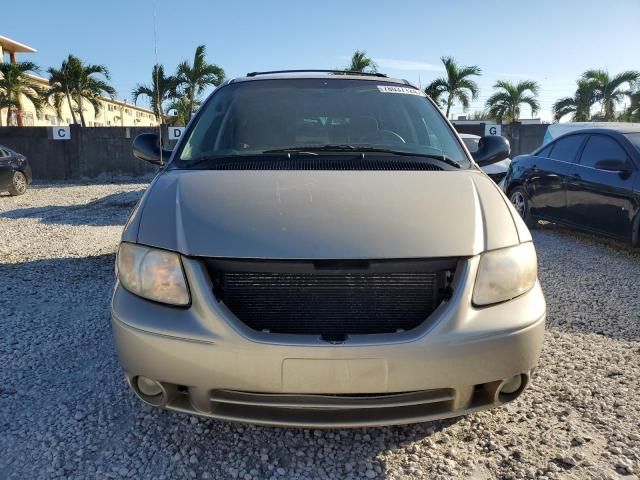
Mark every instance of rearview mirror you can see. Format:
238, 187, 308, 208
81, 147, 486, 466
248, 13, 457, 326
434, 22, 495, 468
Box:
594, 158, 630, 173
471, 135, 510, 167
133, 133, 172, 166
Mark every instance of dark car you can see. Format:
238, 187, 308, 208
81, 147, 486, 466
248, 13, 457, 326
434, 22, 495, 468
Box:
0, 144, 32, 196
505, 127, 640, 244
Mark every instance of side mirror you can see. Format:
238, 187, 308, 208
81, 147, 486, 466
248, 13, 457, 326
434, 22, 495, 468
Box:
133, 133, 172, 166
472, 135, 510, 167
594, 158, 630, 173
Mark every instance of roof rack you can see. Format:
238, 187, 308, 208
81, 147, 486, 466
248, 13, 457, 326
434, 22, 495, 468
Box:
246, 69, 388, 78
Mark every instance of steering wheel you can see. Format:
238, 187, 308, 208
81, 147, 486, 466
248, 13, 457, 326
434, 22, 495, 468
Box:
361, 129, 406, 144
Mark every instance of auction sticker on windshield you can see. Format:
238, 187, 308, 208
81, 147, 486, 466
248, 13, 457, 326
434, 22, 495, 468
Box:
377, 85, 426, 96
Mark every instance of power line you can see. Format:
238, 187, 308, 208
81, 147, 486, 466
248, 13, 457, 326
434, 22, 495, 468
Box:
152, 0, 163, 163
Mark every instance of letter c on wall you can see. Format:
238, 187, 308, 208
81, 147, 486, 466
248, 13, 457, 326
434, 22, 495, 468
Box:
52, 126, 71, 140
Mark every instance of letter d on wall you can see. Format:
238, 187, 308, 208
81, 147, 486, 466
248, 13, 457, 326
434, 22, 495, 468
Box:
168, 127, 185, 141
52, 126, 71, 140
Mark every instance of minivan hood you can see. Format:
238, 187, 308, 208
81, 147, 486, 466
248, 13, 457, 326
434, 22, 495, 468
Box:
132, 170, 525, 259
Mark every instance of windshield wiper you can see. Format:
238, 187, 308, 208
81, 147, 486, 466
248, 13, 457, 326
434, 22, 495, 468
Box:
263, 145, 462, 168
264, 145, 358, 153
181, 153, 251, 169
181, 147, 350, 168
181, 146, 462, 169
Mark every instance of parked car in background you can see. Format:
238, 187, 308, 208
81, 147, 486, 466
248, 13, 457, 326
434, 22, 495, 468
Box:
111, 71, 545, 428
460, 133, 511, 186
0, 145, 32, 196
505, 126, 640, 244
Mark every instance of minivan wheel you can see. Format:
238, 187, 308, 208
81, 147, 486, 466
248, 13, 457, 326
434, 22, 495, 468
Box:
8, 171, 28, 196
509, 187, 537, 229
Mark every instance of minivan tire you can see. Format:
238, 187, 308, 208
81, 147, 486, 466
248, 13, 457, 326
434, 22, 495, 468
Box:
509, 187, 537, 229
8, 171, 28, 196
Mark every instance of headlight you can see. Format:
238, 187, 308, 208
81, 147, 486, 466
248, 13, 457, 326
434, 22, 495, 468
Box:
473, 242, 537, 306
116, 242, 190, 306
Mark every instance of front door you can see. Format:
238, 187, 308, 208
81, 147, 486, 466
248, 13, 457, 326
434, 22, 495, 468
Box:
566, 134, 638, 239
0, 148, 15, 189
528, 134, 587, 222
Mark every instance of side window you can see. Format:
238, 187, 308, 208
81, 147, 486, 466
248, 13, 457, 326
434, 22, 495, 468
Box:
548, 134, 586, 163
0, 149, 8, 158
536, 144, 553, 158
579, 135, 628, 169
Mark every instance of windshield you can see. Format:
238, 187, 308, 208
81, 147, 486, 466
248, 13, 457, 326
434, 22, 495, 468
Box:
625, 133, 640, 152
176, 78, 469, 167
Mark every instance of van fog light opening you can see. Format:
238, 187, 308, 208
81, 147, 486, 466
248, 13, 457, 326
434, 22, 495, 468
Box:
133, 376, 167, 407
498, 374, 526, 400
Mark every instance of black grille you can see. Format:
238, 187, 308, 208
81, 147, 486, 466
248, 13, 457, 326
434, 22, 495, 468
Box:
210, 157, 444, 171
207, 259, 455, 336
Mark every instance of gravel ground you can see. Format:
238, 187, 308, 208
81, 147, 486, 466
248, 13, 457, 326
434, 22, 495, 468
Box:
1, 181, 639, 480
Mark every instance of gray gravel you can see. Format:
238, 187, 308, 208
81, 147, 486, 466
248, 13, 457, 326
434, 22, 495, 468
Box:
1, 181, 639, 480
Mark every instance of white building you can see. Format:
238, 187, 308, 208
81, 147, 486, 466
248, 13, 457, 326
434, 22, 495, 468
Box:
0, 35, 157, 127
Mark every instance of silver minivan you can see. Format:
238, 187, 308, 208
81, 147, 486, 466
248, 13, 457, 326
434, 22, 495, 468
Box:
112, 71, 546, 428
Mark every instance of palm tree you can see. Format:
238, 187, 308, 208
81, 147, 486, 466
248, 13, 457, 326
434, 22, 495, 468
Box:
0, 90, 9, 126
46, 55, 81, 124
424, 83, 445, 107
469, 110, 491, 121
485, 80, 540, 123
46, 89, 68, 124
73, 58, 116, 127
166, 95, 198, 126
45, 55, 115, 127
628, 90, 640, 121
176, 45, 225, 120
582, 69, 639, 120
0, 61, 45, 126
616, 90, 640, 122
552, 80, 597, 122
132, 64, 178, 125
425, 56, 481, 119
346, 50, 378, 73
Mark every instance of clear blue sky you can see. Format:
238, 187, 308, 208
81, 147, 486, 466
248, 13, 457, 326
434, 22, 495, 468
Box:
3, 0, 639, 121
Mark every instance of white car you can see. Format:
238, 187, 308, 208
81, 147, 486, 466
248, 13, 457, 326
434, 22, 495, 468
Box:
542, 122, 640, 145
460, 133, 511, 187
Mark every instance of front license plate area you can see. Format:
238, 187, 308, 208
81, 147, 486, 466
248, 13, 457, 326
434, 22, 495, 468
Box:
282, 359, 388, 393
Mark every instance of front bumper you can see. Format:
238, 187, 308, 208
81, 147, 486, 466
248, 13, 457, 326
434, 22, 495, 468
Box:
111, 255, 546, 427
22, 164, 33, 184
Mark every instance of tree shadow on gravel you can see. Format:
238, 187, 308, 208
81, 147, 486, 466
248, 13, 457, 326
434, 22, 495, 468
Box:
0, 189, 144, 227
